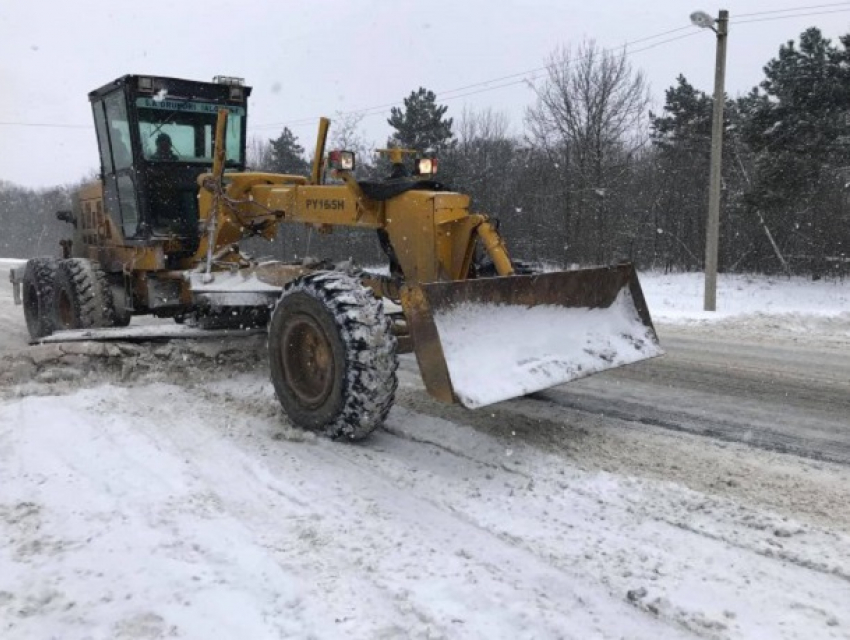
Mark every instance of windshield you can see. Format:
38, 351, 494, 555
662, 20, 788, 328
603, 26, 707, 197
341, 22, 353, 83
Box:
136, 97, 244, 165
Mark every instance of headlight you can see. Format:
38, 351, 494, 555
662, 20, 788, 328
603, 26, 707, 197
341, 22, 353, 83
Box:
328, 150, 356, 171
415, 157, 438, 176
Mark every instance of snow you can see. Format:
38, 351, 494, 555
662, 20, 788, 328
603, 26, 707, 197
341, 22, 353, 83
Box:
1, 379, 849, 639
0, 387, 337, 639
433, 289, 662, 408
639, 270, 850, 326
0, 383, 684, 640
39, 324, 263, 344
2, 260, 850, 638
186, 271, 281, 293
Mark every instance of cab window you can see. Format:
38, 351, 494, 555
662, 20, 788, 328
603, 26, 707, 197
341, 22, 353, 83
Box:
136, 98, 244, 165
104, 92, 133, 171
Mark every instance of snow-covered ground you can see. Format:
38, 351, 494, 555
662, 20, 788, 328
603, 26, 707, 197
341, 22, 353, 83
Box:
641, 270, 850, 332
2, 261, 850, 639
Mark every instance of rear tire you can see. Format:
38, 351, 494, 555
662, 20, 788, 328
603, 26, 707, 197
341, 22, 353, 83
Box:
51, 258, 116, 331
22, 257, 59, 340
268, 271, 398, 440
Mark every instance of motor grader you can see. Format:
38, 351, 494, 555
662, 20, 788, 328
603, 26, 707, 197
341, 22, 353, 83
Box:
10, 74, 662, 440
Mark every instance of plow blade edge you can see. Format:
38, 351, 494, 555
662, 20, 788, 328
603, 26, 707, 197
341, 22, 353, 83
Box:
401, 264, 663, 409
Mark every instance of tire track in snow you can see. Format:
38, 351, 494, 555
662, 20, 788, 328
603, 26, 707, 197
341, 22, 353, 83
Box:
393, 387, 850, 578
385, 415, 850, 637
120, 378, 682, 639
193, 375, 850, 597
188, 374, 850, 640
380, 391, 850, 638
398, 350, 850, 534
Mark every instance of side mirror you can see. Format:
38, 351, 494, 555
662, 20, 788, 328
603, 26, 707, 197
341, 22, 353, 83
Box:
56, 210, 77, 226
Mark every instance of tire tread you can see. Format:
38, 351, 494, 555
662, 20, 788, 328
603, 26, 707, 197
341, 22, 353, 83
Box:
271, 271, 398, 441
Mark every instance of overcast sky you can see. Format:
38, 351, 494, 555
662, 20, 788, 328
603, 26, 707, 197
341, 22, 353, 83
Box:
2, 0, 849, 188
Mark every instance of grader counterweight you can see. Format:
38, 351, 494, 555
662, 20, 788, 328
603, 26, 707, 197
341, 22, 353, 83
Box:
10, 74, 663, 440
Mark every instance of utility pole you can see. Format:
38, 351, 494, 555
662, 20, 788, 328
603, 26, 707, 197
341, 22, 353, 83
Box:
692, 9, 728, 311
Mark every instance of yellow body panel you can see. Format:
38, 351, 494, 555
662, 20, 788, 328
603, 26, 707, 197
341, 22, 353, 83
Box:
75, 182, 124, 251
191, 164, 499, 287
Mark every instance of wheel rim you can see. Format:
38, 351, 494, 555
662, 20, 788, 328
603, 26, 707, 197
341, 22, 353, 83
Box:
57, 289, 74, 329
280, 314, 335, 408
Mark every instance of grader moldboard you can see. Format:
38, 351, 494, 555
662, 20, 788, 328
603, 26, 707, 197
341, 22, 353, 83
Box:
10, 74, 663, 440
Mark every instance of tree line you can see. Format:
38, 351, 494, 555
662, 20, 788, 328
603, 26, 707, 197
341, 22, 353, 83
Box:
3, 27, 848, 278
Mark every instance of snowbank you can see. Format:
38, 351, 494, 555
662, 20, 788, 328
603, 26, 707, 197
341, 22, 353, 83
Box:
639, 271, 850, 325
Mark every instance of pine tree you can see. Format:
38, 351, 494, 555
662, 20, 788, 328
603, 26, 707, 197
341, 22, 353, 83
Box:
268, 127, 309, 175
645, 75, 758, 272
646, 76, 714, 270
650, 75, 713, 153
387, 88, 455, 152
740, 27, 850, 274
741, 28, 850, 206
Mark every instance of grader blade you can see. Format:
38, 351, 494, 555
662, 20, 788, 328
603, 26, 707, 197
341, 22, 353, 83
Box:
402, 264, 663, 409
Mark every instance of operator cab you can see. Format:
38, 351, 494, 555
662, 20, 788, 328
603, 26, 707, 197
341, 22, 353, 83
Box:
88, 74, 251, 254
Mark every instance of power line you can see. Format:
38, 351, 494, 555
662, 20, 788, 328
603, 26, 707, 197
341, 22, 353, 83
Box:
0, 121, 90, 129
255, 12, 849, 135
248, 23, 701, 132
7, 9, 850, 134
434, 25, 695, 99
249, 31, 707, 134
736, 2, 850, 18
415, 33, 703, 108
737, 7, 850, 24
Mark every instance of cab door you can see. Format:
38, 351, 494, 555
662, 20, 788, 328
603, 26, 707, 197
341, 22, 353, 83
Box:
92, 89, 140, 241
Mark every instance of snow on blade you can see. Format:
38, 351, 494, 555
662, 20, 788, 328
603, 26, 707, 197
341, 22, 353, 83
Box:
433, 289, 662, 408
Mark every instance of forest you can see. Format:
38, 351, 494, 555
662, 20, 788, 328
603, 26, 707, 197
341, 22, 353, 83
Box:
2, 27, 848, 279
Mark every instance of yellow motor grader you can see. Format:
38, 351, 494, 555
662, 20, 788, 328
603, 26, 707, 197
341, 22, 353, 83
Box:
10, 74, 662, 439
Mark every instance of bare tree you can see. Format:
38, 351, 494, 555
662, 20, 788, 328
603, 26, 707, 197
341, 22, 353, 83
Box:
526, 40, 650, 264
331, 112, 372, 179
246, 135, 273, 171
456, 106, 510, 145
448, 107, 516, 216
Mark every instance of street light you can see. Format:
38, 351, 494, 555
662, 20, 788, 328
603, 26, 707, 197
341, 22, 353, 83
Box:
692, 9, 728, 311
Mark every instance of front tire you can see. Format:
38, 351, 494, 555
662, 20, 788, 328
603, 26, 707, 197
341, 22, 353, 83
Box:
269, 271, 398, 440
22, 257, 59, 340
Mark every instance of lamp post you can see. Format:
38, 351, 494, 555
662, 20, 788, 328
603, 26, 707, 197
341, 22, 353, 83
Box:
691, 9, 728, 311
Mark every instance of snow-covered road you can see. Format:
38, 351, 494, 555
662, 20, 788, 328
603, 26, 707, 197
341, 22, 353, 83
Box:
3, 376, 850, 639
2, 262, 850, 639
